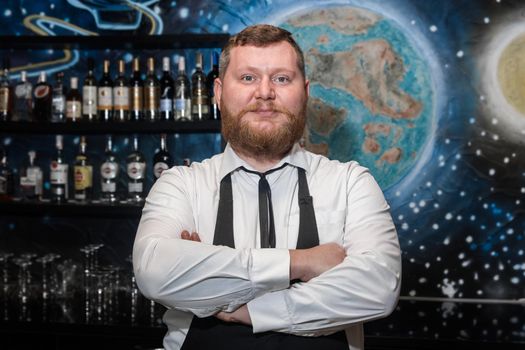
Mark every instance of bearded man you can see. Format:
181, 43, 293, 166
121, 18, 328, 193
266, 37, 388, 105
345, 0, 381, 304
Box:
133, 24, 401, 350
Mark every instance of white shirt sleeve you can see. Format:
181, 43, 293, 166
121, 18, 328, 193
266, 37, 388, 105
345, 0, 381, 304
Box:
247, 165, 401, 335
133, 167, 290, 318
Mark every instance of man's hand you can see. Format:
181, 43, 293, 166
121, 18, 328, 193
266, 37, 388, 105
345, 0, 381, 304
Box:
180, 230, 201, 242
289, 243, 346, 282
215, 304, 252, 325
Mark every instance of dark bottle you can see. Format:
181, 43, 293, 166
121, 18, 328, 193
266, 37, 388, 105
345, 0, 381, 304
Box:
74, 136, 93, 202
191, 52, 210, 121
144, 57, 160, 121
66, 77, 82, 122
50, 135, 68, 202
0, 60, 13, 122
51, 72, 66, 122
100, 135, 119, 203
129, 57, 143, 121
0, 149, 14, 200
97, 59, 113, 122
153, 134, 173, 180
33, 71, 53, 122
174, 56, 191, 121
113, 59, 129, 122
13, 70, 33, 122
207, 51, 220, 120
19, 150, 43, 201
82, 58, 97, 121
159, 57, 174, 121
126, 135, 146, 203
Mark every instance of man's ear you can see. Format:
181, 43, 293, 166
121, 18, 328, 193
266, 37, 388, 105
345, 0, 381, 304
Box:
214, 78, 223, 111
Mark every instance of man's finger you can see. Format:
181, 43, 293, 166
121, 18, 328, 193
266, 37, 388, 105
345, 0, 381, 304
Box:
191, 232, 201, 242
181, 230, 190, 240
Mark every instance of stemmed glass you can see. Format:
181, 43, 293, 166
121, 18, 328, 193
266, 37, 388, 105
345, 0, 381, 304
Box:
12, 254, 36, 322
0, 252, 13, 321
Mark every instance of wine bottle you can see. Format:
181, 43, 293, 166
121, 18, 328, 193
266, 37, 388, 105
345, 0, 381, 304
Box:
19, 150, 43, 201
13, 70, 33, 122
129, 57, 143, 121
50, 135, 68, 203
51, 72, 66, 122
0, 149, 14, 200
33, 71, 53, 122
144, 57, 160, 121
113, 59, 129, 122
191, 52, 210, 121
100, 135, 119, 203
207, 51, 220, 120
126, 135, 146, 203
153, 134, 173, 180
174, 56, 191, 121
66, 77, 82, 122
159, 57, 174, 121
0, 60, 13, 122
74, 136, 93, 202
82, 58, 97, 121
97, 59, 113, 122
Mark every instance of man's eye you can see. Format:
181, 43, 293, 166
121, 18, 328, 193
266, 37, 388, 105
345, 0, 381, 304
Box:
241, 75, 255, 82
274, 76, 290, 84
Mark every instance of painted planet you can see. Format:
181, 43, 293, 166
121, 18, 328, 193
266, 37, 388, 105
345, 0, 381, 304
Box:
497, 33, 525, 116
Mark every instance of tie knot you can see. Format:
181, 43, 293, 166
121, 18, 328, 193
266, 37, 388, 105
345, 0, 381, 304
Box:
239, 163, 288, 179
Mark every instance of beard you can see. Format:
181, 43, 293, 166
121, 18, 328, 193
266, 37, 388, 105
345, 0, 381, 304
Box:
221, 101, 306, 160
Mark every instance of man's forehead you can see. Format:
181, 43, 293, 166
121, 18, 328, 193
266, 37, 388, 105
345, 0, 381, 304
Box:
229, 42, 299, 67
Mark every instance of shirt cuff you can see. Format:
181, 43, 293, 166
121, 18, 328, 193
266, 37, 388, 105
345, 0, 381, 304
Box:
247, 290, 291, 333
250, 248, 290, 295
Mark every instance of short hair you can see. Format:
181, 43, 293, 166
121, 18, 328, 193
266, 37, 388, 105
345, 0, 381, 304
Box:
219, 24, 305, 79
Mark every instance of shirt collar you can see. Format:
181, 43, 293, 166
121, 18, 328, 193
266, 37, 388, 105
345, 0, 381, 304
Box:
219, 143, 309, 181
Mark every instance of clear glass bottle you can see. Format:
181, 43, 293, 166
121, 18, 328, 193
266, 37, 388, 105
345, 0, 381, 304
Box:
174, 56, 191, 121
100, 135, 119, 203
50, 135, 68, 203
129, 57, 143, 121
159, 57, 174, 121
13, 70, 33, 122
113, 59, 129, 122
74, 136, 93, 202
144, 57, 160, 121
33, 71, 53, 122
126, 135, 146, 203
82, 58, 97, 121
19, 150, 43, 201
97, 59, 113, 122
51, 72, 66, 122
0, 59, 13, 122
153, 134, 173, 180
66, 77, 82, 122
207, 51, 220, 120
191, 52, 210, 121
0, 149, 14, 200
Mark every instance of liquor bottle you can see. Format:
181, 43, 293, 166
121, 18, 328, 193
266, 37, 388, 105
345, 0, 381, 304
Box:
129, 57, 143, 121
82, 58, 97, 121
0, 61, 13, 122
19, 150, 43, 201
74, 136, 93, 202
191, 52, 210, 121
50, 135, 68, 203
207, 51, 220, 120
33, 71, 53, 122
51, 72, 66, 122
0, 149, 14, 200
183, 158, 191, 167
66, 77, 82, 122
113, 59, 129, 122
159, 57, 174, 121
97, 59, 113, 122
174, 56, 191, 121
100, 135, 119, 203
13, 70, 33, 122
126, 135, 146, 202
153, 134, 173, 180
144, 57, 160, 121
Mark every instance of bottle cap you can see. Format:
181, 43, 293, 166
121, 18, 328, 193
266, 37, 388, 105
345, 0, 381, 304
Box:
178, 57, 185, 71
163, 57, 170, 72
70, 77, 78, 89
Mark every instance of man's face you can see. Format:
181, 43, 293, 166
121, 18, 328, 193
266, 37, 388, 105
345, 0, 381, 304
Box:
215, 41, 309, 159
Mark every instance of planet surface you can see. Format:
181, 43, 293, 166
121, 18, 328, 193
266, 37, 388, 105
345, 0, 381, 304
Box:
280, 6, 434, 189
497, 33, 525, 116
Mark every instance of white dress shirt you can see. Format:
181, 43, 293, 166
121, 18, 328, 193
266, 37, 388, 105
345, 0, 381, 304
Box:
133, 143, 401, 350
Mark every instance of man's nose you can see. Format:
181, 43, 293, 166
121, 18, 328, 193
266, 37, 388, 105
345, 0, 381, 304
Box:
254, 77, 275, 100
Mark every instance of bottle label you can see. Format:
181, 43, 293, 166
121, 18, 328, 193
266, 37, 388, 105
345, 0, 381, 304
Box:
74, 165, 93, 190
114, 86, 130, 110
98, 87, 113, 110
131, 87, 143, 111
20, 167, 43, 196
160, 98, 172, 112
174, 98, 191, 120
153, 162, 169, 179
66, 101, 82, 120
0, 176, 7, 194
101, 161, 118, 179
50, 162, 68, 184
144, 86, 160, 110
15, 84, 32, 99
82, 86, 97, 115
101, 181, 116, 193
52, 94, 65, 114
128, 182, 143, 193
127, 162, 146, 180
34, 85, 50, 99
0, 88, 8, 112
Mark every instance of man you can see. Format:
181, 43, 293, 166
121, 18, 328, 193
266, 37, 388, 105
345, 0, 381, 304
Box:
133, 24, 401, 350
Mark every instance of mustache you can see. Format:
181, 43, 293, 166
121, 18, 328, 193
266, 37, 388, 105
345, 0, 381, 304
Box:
239, 102, 292, 116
